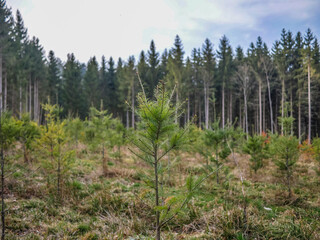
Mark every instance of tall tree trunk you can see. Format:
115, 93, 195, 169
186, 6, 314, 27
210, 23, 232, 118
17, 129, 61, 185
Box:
281, 77, 285, 135
25, 84, 28, 113
198, 95, 201, 128
239, 98, 242, 129
19, 80, 22, 119
204, 81, 209, 129
126, 109, 129, 129
131, 83, 135, 128
29, 76, 32, 117
290, 90, 293, 135
229, 91, 232, 125
263, 91, 266, 132
244, 88, 248, 140
187, 93, 190, 123
266, 74, 273, 133
259, 80, 262, 135
4, 72, 6, 112
308, 63, 311, 144
34, 80, 37, 121
222, 82, 225, 129
175, 89, 178, 124
0, 52, 2, 112
298, 91, 301, 144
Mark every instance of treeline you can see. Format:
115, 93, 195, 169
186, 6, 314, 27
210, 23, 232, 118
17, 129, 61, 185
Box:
1, 1, 320, 141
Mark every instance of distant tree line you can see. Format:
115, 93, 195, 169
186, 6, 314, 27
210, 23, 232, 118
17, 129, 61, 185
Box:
1, 0, 320, 142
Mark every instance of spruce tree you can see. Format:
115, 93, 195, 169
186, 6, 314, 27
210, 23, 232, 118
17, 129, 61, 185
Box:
147, 40, 160, 98
62, 53, 84, 118
202, 38, 215, 129
47, 50, 61, 105
107, 57, 117, 115
84, 56, 100, 109
0, 0, 12, 112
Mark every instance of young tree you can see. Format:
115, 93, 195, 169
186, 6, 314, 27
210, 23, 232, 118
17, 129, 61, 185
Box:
270, 113, 299, 198
0, 112, 19, 239
201, 121, 230, 184
243, 134, 268, 173
86, 101, 113, 175
130, 82, 187, 240
38, 104, 75, 201
16, 113, 40, 163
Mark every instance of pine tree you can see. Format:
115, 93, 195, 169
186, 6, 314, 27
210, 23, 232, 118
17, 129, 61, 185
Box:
107, 57, 117, 115
13, 10, 28, 118
137, 51, 149, 96
84, 56, 100, 109
217, 35, 233, 128
146, 40, 160, 98
0, 0, 12, 113
47, 50, 61, 105
62, 53, 84, 118
304, 28, 314, 143
202, 38, 215, 129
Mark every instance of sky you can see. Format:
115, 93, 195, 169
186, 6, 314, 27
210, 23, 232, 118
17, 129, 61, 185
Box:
6, 0, 320, 64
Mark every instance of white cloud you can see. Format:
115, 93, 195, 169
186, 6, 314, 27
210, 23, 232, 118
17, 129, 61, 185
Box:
6, 0, 320, 63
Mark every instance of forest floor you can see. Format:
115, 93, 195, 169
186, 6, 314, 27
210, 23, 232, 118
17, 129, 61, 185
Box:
4, 144, 320, 239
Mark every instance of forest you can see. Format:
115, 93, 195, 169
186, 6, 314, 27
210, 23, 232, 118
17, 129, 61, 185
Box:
1, 0, 320, 239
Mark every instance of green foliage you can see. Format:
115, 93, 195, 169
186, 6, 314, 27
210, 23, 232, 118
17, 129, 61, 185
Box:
15, 114, 40, 162
37, 104, 75, 200
200, 121, 231, 184
65, 117, 83, 146
0, 112, 19, 150
131, 82, 188, 239
243, 134, 269, 173
269, 134, 300, 197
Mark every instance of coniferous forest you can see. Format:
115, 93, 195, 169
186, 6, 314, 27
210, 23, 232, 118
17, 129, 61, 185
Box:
1, 1, 320, 239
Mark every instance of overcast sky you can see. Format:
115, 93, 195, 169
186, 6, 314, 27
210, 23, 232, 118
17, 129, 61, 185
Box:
7, 0, 320, 64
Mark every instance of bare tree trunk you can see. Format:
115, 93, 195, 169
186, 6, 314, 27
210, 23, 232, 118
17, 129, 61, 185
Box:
308, 63, 311, 144
198, 95, 201, 128
239, 98, 242, 129
4, 72, 6, 112
244, 88, 248, 140
204, 81, 209, 129
281, 77, 285, 135
222, 83, 225, 129
263, 91, 266, 132
290, 91, 293, 135
25, 84, 28, 113
229, 91, 232, 124
19, 80, 22, 119
34, 80, 37, 121
175, 89, 178, 124
259, 80, 262, 135
187, 93, 190, 123
266, 74, 273, 133
0, 52, 2, 112
131, 83, 135, 128
29, 76, 32, 117
126, 109, 129, 129
298, 91, 301, 144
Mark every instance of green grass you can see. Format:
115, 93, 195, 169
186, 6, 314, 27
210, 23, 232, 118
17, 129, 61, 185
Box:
2, 145, 320, 239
